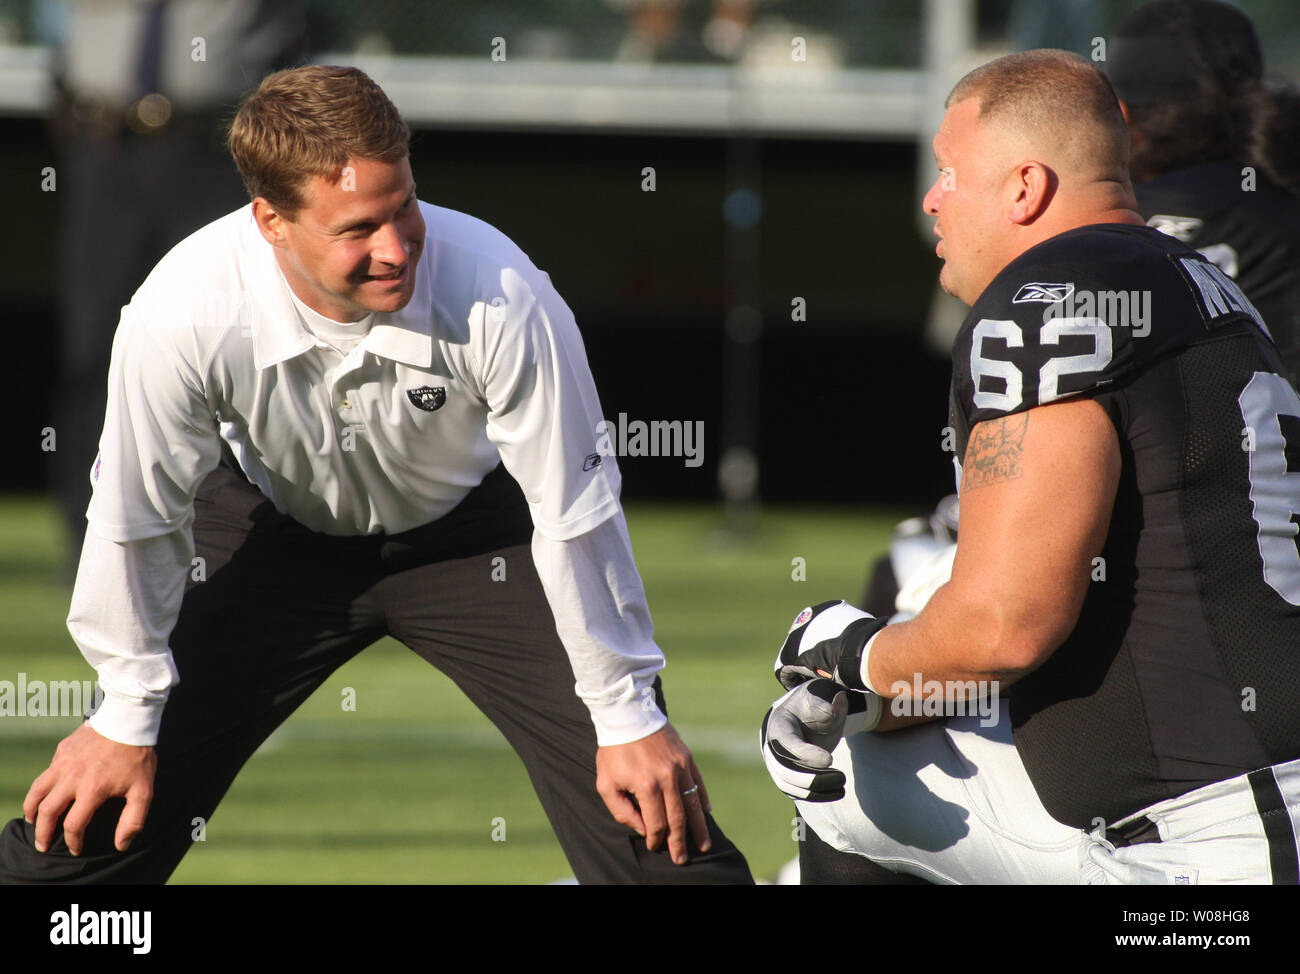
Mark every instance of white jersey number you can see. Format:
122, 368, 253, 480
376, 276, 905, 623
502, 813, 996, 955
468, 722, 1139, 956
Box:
971, 317, 1112, 412
970, 319, 1023, 411
1239, 371, 1300, 605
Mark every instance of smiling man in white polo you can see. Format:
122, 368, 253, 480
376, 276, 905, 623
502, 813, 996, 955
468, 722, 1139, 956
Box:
0, 65, 751, 884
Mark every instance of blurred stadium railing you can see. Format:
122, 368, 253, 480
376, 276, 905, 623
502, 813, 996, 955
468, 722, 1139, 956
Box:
3, 2, 1295, 128
0, 0, 927, 138
3, 1, 1295, 194
4, 1, 1294, 203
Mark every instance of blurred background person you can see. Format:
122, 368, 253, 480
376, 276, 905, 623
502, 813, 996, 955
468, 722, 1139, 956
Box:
606, 0, 760, 63
1108, 0, 1300, 385
46, 0, 308, 568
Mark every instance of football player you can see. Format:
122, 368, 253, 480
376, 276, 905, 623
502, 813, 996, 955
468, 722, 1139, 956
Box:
858, 0, 1300, 628
763, 49, 1300, 884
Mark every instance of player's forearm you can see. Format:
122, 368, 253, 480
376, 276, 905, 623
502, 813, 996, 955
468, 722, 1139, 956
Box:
856, 593, 1045, 733
67, 524, 191, 747
530, 513, 668, 745
864, 576, 1070, 698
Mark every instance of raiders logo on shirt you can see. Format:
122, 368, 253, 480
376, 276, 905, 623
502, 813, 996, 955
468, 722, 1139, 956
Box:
407, 386, 446, 412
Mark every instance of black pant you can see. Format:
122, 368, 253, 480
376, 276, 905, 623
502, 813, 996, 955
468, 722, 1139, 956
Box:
1, 466, 752, 884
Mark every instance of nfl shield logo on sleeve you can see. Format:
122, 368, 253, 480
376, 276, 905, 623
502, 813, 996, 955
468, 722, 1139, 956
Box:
406, 386, 446, 412
788, 607, 813, 633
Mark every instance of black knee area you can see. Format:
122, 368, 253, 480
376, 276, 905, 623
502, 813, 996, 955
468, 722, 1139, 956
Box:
798, 815, 932, 884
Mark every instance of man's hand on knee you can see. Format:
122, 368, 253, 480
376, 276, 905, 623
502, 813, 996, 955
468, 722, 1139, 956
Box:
761, 679, 880, 802
23, 723, 157, 856
595, 722, 712, 866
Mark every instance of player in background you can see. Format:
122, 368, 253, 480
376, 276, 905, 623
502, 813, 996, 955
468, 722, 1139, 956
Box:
762, 49, 1300, 884
1109, 0, 1300, 388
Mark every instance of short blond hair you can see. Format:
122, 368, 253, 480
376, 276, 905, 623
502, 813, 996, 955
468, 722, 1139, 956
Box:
948, 50, 1130, 178
227, 65, 411, 217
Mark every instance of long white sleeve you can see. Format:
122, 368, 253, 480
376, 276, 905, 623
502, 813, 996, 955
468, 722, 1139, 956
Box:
67, 521, 192, 747
530, 510, 668, 746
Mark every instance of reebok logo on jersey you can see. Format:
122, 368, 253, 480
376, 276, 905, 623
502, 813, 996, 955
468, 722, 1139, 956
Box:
582, 453, 602, 471
406, 386, 446, 412
1012, 282, 1075, 304
1147, 214, 1203, 242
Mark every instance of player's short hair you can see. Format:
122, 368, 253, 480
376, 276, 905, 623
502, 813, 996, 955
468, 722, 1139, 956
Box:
946, 49, 1130, 179
227, 65, 411, 217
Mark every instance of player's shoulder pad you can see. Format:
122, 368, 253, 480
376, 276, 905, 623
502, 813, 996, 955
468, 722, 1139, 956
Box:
951, 224, 1259, 425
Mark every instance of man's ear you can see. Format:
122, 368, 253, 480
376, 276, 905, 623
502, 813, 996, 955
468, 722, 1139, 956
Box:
252, 197, 290, 248
1007, 161, 1053, 226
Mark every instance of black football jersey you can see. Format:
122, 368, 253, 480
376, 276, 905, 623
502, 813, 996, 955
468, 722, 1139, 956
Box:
1137, 161, 1300, 387
947, 223, 1300, 830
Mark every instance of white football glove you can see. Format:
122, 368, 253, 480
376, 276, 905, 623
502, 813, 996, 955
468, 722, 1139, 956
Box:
760, 679, 881, 802
774, 599, 887, 691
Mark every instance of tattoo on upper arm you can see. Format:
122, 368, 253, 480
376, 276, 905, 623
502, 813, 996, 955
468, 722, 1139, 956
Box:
961, 413, 1029, 492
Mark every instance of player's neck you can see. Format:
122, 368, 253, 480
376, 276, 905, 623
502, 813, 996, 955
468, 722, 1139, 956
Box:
1008, 200, 1144, 265
1058, 179, 1145, 231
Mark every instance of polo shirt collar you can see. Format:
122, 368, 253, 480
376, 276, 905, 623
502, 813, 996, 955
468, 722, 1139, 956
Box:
364, 263, 434, 368
241, 207, 434, 370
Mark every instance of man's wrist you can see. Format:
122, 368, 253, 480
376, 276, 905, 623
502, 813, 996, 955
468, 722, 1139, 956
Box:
844, 685, 884, 734
831, 616, 887, 691
588, 688, 668, 747
86, 688, 165, 747
857, 627, 887, 695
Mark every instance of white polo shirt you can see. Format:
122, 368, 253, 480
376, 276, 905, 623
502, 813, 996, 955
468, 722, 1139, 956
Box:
90, 202, 622, 540
71, 202, 667, 747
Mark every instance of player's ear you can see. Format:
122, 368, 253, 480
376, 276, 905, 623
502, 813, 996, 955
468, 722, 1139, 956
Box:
1006, 161, 1053, 226
252, 197, 291, 248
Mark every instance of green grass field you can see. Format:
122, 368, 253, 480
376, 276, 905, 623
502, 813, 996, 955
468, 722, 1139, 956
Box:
0, 495, 899, 883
